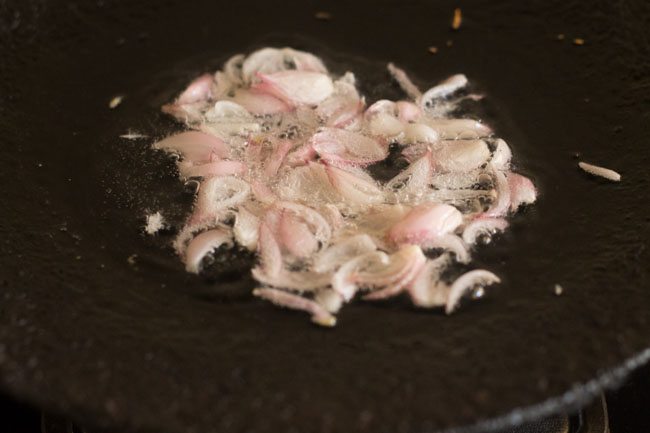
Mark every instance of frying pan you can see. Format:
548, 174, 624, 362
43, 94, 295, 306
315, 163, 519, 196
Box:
1, 0, 649, 432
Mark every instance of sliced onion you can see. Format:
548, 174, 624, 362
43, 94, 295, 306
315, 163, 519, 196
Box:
387, 63, 422, 101
253, 71, 334, 106
425, 118, 492, 139
403, 123, 439, 144
312, 127, 387, 166
276, 201, 332, 243
385, 152, 433, 204
285, 144, 317, 167
432, 139, 491, 172
485, 168, 511, 217
223, 53, 245, 85
421, 74, 468, 107
446, 269, 500, 314
508, 173, 537, 211
242, 47, 328, 83
152, 131, 229, 163
233, 207, 260, 251
279, 211, 319, 258
332, 251, 388, 301
316, 79, 364, 128
154, 48, 538, 326
396, 101, 422, 122
252, 268, 331, 292
184, 229, 233, 274
276, 163, 340, 204
177, 160, 246, 179
388, 203, 463, 246
491, 138, 512, 170
193, 176, 250, 222
463, 217, 509, 245
421, 234, 470, 264
253, 288, 336, 327
325, 164, 384, 206
264, 139, 293, 177
176, 73, 214, 105
313, 234, 377, 273
364, 100, 404, 137
314, 289, 344, 313
407, 256, 450, 308
256, 222, 282, 278
363, 245, 427, 300
230, 89, 292, 115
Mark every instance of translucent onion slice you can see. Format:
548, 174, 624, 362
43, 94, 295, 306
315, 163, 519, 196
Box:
152, 131, 229, 164
253, 288, 336, 327
462, 217, 509, 245
445, 270, 500, 314
388, 203, 463, 246
253, 71, 334, 106
185, 229, 233, 274
312, 127, 387, 166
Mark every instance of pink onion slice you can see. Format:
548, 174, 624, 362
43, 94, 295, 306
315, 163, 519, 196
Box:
491, 139, 512, 170
407, 256, 450, 308
316, 79, 364, 128
253, 288, 336, 327
184, 229, 233, 274
385, 152, 433, 203
387, 63, 422, 101
252, 268, 332, 292
420, 234, 470, 264
421, 74, 468, 107
253, 71, 334, 106
425, 118, 492, 140
177, 160, 247, 179
325, 164, 384, 205
233, 207, 260, 251
403, 123, 439, 144
263, 139, 293, 177
396, 101, 422, 122
230, 89, 292, 115
445, 269, 500, 314
508, 173, 537, 211
242, 48, 328, 83
193, 176, 250, 223
313, 234, 377, 273
314, 289, 345, 313
256, 222, 283, 278
362, 245, 427, 300
332, 251, 388, 301
432, 139, 491, 173
388, 203, 463, 246
279, 211, 319, 258
485, 169, 511, 217
312, 127, 387, 166
176, 73, 214, 105
152, 131, 229, 164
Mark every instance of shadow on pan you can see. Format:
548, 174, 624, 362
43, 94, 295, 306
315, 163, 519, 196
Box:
0, 0, 649, 432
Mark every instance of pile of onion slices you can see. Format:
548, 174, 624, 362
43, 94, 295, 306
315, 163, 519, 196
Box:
150, 47, 537, 327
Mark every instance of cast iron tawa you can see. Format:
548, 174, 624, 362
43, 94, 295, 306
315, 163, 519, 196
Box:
1, 0, 649, 432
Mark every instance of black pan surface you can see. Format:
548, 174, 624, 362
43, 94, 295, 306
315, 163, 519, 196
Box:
1, 1, 650, 432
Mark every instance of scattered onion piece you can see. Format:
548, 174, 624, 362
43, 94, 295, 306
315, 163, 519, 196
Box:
185, 229, 232, 274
